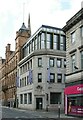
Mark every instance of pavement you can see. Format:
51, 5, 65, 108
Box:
2, 106, 83, 119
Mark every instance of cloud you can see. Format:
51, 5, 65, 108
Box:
0, 0, 82, 58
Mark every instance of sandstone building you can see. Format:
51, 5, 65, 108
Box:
0, 15, 31, 107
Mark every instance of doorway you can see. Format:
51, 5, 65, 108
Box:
36, 98, 43, 110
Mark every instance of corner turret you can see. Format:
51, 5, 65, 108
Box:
15, 15, 31, 61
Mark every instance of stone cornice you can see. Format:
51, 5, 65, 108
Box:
18, 49, 66, 66
63, 8, 83, 32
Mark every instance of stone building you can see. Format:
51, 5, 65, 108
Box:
0, 15, 31, 107
63, 6, 83, 117
17, 25, 66, 111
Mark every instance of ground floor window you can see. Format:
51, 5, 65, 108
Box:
24, 94, 27, 104
68, 96, 83, 107
65, 95, 83, 116
28, 93, 32, 104
50, 92, 61, 104
19, 92, 32, 104
20, 94, 23, 104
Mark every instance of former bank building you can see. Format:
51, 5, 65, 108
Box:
17, 25, 66, 111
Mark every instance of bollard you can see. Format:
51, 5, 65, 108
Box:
39, 102, 42, 109
58, 102, 60, 118
46, 104, 48, 111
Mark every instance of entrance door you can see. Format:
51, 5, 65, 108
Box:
36, 98, 43, 110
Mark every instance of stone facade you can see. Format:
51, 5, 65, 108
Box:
17, 25, 66, 111
63, 8, 83, 117
63, 8, 83, 83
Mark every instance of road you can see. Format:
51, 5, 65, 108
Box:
1, 106, 81, 120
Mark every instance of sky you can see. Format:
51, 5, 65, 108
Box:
0, 0, 82, 58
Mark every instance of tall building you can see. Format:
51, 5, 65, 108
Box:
17, 25, 66, 111
0, 15, 31, 107
63, 7, 83, 116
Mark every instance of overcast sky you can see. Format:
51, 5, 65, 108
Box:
0, 0, 82, 58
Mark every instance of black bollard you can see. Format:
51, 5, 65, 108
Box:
58, 102, 60, 118
46, 105, 48, 111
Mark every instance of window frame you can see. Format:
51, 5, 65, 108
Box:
50, 92, 61, 104
71, 31, 75, 43
54, 34, 58, 50
24, 93, 27, 104
57, 74, 62, 83
41, 32, 45, 49
50, 73, 55, 83
47, 33, 51, 49
38, 73, 42, 82
28, 93, 32, 104
49, 58, 54, 67
71, 54, 75, 72
38, 58, 42, 67
60, 35, 65, 50
57, 58, 62, 68
20, 94, 23, 104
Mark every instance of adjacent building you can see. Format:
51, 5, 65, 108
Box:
17, 25, 66, 111
0, 16, 31, 107
63, 7, 83, 116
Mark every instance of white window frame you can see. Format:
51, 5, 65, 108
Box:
71, 54, 75, 72
71, 31, 75, 43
